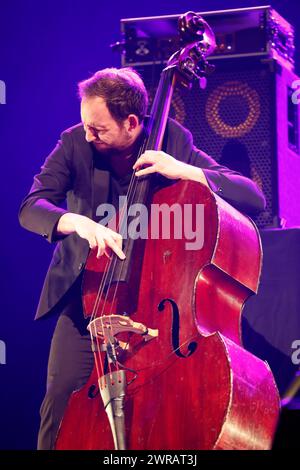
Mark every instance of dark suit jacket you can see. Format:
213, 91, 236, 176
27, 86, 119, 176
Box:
19, 118, 266, 319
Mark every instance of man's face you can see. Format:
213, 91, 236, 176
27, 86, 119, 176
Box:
81, 96, 132, 153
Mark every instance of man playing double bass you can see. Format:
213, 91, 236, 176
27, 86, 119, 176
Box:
19, 67, 266, 450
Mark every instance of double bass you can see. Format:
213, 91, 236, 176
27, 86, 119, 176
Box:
55, 12, 280, 450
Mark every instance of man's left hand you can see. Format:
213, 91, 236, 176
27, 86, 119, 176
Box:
133, 150, 186, 180
133, 150, 209, 187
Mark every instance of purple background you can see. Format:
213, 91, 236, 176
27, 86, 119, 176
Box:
0, 0, 299, 449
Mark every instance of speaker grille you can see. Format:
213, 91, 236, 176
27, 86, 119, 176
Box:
137, 60, 285, 227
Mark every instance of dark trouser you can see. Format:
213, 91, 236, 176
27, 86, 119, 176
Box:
37, 278, 94, 450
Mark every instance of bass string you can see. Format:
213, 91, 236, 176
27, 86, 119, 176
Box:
87, 136, 149, 381
89, 135, 148, 322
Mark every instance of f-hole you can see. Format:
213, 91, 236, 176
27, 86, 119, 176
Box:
158, 298, 197, 358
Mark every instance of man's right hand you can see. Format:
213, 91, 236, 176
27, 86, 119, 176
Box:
57, 213, 125, 260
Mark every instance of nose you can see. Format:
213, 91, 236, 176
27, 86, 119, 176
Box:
85, 128, 96, 143
85, 127, 97, 142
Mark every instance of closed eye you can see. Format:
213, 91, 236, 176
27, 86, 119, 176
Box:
91, 126, 107, 133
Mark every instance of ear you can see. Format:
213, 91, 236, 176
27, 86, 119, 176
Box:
126, 114, 140, 132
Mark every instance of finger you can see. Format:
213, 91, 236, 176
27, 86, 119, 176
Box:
133, 157, 147, 170
133, 152, 157, 170
95, 237, 106, 258
105, 237, 126, 260
104, 229, 123, 252
135, 165, 157, 177
111, 232, 123, 250
89, 237, 97, 250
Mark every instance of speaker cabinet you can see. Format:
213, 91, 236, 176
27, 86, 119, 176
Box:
137, 58, 300, 228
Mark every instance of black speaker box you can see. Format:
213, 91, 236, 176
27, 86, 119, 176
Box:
137, 58, 300, 228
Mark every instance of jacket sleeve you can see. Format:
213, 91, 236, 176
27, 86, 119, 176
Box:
19, 131, 73, 243
167, 119, 266, 216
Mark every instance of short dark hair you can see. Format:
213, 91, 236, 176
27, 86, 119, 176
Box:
78, 67, 148, 124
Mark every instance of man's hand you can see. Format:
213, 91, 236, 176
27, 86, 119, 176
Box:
133, 150, 186, 179
57, 213, 125, 260
133, 150, 208, 186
